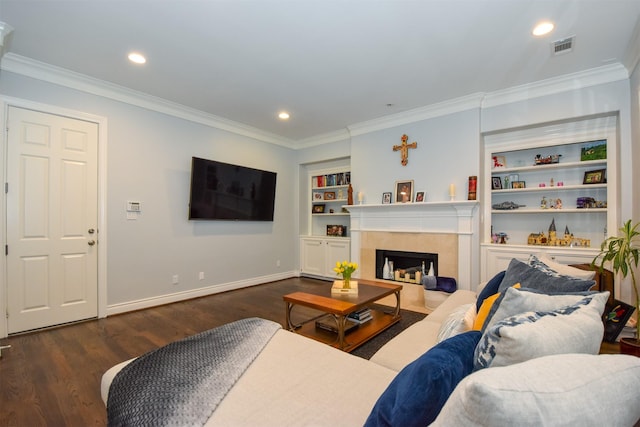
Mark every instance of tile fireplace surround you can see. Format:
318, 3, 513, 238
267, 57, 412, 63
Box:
347, 201, 479, 292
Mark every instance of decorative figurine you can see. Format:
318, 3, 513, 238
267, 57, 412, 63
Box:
540, 196, 548, 209
492, 201, 526, 210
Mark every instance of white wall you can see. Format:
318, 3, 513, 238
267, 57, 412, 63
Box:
0, 71, 298, 312
296, 79, 635, 297
350, 109, 481, 204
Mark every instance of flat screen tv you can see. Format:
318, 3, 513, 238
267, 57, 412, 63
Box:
188, 157, 277, 221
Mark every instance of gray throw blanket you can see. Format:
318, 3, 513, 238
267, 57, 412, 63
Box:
107, 317, 281, 427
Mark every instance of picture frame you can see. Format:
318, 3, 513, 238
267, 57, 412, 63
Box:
394, 180, 414, 203
312, 204, 325, 214
382, 192, 392, 204
512, 181, 526, 189
580, 140, 606, 161
324, 191, 336, 200
492, 155, 506, 169
491, 177, 503, 190
326, 224, 347, 237
415, 191, 425, 202
603, 299, 636, 343
313, 192, 323, 201
583, 169, 606, 184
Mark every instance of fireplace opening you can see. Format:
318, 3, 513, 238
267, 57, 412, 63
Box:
376, 249, 438, 283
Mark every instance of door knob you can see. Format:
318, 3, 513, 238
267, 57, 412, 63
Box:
88, 228, 95, 234
88, 240, 96, 246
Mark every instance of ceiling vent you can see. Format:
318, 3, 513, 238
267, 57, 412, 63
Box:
551, 36, 575, 56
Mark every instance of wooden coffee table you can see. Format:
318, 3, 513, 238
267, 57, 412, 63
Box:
283, 279, 402, 352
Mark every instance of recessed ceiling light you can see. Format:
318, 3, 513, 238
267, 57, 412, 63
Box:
128, 52, 146, 64
278, 111, 290, 120
532, 21, 554, 36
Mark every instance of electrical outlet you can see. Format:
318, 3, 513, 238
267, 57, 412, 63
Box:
172, 274, 179, 285
199, 272, 204, 280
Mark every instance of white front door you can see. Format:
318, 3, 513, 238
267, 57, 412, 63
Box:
6, 106, 98, 334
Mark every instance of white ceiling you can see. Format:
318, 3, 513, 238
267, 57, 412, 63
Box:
1, 0, 639, 145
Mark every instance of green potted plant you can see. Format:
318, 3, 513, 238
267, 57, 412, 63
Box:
592, 219, 640, 356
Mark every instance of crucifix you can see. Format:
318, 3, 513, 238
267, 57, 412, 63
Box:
393, 134, 417, 166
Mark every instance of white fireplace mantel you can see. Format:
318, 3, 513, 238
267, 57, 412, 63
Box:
346, 201, 480, 290
346, 201, 478, 234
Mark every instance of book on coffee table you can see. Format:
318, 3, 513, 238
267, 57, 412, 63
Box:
315, 317, 359, 334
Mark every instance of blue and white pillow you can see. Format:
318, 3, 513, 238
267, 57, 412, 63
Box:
474, 291, 608, 370
481, 286, 605, 333
498, 258, 595, 294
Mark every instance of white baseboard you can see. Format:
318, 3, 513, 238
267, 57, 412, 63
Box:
105, 270, 298, 317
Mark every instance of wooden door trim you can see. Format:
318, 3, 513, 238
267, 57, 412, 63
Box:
0, 96, 108, 338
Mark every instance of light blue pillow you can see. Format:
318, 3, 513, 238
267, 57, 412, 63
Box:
474, 291, 607, 370
481, 287, 605, 333
433, 354, 640, 427
498, 258, 595, 294
365, 331, 481, 427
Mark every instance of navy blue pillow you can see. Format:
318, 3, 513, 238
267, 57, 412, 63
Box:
476, 270, 505, 312
364, 331, 482, 427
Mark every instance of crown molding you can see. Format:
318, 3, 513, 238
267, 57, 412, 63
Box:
0, 53, 297, 148
1, 54, 632, 149
482, 63, 629, 108
623, 17, 640, 76
294, 128, 352, 149
347, 93, 484, 137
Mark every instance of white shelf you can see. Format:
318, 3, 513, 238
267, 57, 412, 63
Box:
492, 183, 607, 194
492, 208, 606, 214
491, 159, 606, 174
481, 116, 618, 282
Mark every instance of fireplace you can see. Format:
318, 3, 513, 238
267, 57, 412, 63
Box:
346, 202, 479, 291
376, 249, 438, 282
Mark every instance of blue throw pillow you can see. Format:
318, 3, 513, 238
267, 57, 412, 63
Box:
498, 258, 595, 294
364, 331, 482, 427
476, 270, 505, 312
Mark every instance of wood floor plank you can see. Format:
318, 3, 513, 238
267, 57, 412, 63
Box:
0, 277, 329, 426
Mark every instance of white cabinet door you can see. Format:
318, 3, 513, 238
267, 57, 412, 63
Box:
300, 237, 351, 278
325, 239, 351, 275
300, 238, 326, 276
481, 244, 598, 281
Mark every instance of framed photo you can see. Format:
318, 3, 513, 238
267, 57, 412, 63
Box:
603, 299, 636, 343
313, 192, 323, 201
580, 140, 606, 161
382, 192, 392, 204
491, 177, 503, 190
512, 181, 526, 189
492, 155, 506, 169
324, 191, 336, 200
312, 204, 325, 214
326, 224, 347, 237
395, 180, 414, 203
415, 191, 425, 202
583, 169, 606, 184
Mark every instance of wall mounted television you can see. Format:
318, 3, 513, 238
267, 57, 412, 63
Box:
188, 157, 277, 221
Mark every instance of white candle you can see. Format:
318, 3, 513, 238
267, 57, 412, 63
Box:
357, 192, 363, 203
449, 183, 455, 197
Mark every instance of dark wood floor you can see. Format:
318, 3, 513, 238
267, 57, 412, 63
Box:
0, 276, 329, 427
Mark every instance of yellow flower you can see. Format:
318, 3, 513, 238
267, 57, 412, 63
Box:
334, 260, 357, 279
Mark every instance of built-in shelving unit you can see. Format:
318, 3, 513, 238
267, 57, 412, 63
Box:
480, 115, 618, 280
301, 165, 351, 279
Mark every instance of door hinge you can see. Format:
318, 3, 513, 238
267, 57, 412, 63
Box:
4, 183, 7, 194
5, 245, 7, 256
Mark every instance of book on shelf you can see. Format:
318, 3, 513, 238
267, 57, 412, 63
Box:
348, 314, 372, 324
348, 308, 372, 319
315, 317, 359, 334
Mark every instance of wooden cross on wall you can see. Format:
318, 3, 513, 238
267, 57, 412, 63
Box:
393, 134, 417, 166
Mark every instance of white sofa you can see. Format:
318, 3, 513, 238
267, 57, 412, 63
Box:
102, 287, 640, 426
